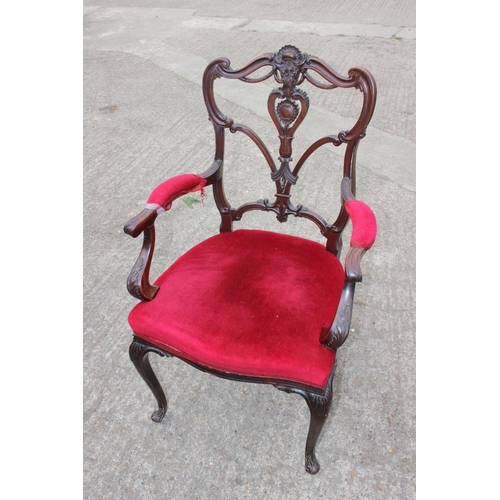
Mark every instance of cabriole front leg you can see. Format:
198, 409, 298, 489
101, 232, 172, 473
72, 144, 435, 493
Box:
302, 364, 335, 474
129, 336, 171, 423
278, 362, 336, 474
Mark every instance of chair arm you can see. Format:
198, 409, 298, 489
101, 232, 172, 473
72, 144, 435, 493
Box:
123, 173, 207, 300
124, 208, 158, 238
344, 200, 377, 251
146, 173, 207, 212
124, 174, 207, 238
321, 183, 377, 349
343, 200, 375, 283
340, 177, 377, 282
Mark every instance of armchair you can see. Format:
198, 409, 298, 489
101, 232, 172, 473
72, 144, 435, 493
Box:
124, 45, 377, 474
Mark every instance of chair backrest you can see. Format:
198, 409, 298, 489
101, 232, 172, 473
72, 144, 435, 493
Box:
201, 45, 376, 256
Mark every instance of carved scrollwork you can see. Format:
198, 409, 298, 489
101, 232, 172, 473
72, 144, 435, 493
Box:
129, 335, 172, 360
127, 255, 145, 298
273, 45, 307, 91
271, 159, 298, 189
201, 46, 377, 241
293, 88, 310, 109
274, 362, 335, 414
240, 195, 330, 234
127, 226, 159, 301
322, 282, 355, 350
325, 304, 351, 350
305, 377, 333, 419
274, 45, 306, 65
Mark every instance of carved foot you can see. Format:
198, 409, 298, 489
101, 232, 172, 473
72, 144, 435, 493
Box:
305, 451, 320, 474
151, 406, 166, 423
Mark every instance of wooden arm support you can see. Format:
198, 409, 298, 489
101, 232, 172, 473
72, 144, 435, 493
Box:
345, 246, 366, 283
123, 208, 160, 301
320, 281, 355, 350
319, 245, 367, 350
319, 179, 375, 350
126, 224, 159, 301
123, 164, 220, 302
320, 237, 371, 351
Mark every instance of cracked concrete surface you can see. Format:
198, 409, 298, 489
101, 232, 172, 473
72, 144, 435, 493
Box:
84, 2, 415, 498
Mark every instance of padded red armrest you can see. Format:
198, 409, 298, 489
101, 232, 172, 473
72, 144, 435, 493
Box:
146, 174, 207, 213
344, 200, 377, 250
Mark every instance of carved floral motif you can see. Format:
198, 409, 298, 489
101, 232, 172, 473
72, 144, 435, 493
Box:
273, 45, 307, 90
127, 256, 145, 299
276, 99, 299, 126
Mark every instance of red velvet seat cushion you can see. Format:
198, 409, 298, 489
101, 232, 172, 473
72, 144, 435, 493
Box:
128, 229, 345, 388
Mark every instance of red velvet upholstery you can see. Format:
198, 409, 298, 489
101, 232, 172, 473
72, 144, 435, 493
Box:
128, 229, 345, 388
147, 174, 206, 210
344, 200, 377, 250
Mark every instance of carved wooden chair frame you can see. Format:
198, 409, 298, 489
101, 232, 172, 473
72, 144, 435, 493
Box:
124, 45, 377, 474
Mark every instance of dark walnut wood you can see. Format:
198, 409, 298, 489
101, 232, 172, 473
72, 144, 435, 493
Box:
202, 44, 376, 250
129, 335, 337, 473
129, 337, 172, 422
126, 225, 159, 301
123, 46, 377, 474
276, 363, 337, 474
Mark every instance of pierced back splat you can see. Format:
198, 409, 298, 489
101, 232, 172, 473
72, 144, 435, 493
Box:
202, 45, 376, 256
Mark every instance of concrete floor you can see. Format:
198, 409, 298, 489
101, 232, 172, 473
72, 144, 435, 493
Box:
83, 1, 415, 498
